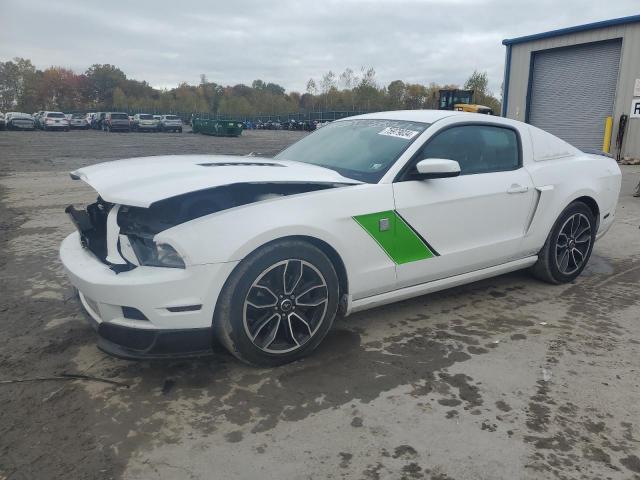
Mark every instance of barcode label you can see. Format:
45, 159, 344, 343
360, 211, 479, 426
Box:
378, 127, 419, 140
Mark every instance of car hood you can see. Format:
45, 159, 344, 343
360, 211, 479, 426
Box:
71, 154, 360, 207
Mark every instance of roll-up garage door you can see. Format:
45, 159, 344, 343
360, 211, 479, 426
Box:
527, 40, 621, 150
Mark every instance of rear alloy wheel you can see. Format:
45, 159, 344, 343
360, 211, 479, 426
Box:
531, 201, 596, 284
555, 213, 592, 275
214, 240, 339, 366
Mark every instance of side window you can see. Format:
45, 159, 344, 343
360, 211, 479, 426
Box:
417, 125, 520, 175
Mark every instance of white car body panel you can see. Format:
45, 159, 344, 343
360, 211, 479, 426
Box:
158, 183, 397, 300
393, 168, 536, 288
59, 110, 621, 358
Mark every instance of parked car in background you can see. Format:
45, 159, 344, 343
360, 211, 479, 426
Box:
131, 113, 159, 132
41, 111, 70, 131
159, 115, 183, 133
0, 112, 5, 130
264, 120, 281, 130
6, 112, 35, 130
92, 112, 106, 130
70, 113, 89, 129
102, 112, 130, 132
33, 111, 45, 129
153, 115, 162, 121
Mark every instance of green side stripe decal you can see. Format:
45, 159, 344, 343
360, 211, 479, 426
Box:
353, 210, 435, 265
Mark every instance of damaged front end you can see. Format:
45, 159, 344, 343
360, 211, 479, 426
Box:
65, 199, 115, 265
66, 182, 346, 272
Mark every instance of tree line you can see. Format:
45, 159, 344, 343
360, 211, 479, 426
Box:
0, 58, 501, 116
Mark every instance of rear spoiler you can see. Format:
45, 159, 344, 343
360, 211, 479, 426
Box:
582, 148, 613, 158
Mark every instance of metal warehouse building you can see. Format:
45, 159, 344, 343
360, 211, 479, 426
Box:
502, 14, 640, 161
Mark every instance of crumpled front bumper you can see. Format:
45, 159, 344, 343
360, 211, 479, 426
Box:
60, 232, 238, 359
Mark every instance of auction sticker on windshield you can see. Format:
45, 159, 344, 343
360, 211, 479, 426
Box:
378, 126, 419, 140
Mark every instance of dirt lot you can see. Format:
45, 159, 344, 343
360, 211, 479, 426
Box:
1, 129, 639, 480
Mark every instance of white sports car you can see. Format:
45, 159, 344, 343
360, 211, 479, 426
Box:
60, 110, 621, 365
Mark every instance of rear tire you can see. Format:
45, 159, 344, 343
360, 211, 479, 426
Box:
531, 201, 596, 284
213, 239, 339, 366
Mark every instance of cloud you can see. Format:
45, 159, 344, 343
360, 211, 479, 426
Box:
0, 0, 638, 95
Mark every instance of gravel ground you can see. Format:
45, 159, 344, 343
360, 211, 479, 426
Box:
0, 129, 639, 480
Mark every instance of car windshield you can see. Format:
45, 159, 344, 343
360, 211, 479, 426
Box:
166, 115, 180, 120
274, 119, 429, 182
47, 113, 65, 118
111, 113, 128, 120
72, 114, 84, 118
139, 114, 153, 120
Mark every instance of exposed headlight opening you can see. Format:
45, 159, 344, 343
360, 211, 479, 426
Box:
128, 236, 185, 268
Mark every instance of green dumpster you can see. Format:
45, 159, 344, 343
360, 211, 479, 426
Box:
192, 118, 243, 137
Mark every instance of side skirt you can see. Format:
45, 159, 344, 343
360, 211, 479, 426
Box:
346, 256, 538, 315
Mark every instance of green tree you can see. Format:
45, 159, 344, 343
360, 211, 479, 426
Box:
464, 70, 501, 114
112, 87, 127, 109
0, 57, 37, 110
85, 64, 126, 107
464, 70, 489, 97
387, 80, 406, 109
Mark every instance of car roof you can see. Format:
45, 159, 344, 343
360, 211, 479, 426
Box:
344, 109, 464, 123
346, 109, 530, 130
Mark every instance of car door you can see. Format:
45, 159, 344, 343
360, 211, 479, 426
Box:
392, 123, 535, 289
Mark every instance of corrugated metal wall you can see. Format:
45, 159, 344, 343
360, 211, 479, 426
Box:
504, 22, 640, 159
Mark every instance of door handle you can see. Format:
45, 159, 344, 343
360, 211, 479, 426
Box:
507, 184, 529, 194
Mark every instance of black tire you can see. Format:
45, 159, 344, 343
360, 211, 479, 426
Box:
531, 201, 596, 284
213, 239, 340, 366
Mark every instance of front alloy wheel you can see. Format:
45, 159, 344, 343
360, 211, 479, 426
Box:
243, 259, 329, 354
214, 239, 339, 366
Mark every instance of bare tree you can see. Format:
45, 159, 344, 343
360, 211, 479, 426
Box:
306, 78, 317, 95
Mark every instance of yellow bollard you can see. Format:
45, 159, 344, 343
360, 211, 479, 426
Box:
602, 116, 613, 153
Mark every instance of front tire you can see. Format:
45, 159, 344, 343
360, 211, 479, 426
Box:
531, 201, 596, 284
214, 239, 339, 366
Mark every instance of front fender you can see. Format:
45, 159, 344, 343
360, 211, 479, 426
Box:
156, 183, 398, 300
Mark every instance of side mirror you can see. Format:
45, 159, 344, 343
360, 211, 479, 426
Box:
414, 158, 461, 179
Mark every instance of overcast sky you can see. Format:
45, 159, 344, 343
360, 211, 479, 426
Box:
1, 0, 638, 95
